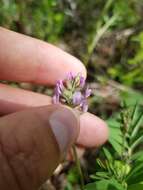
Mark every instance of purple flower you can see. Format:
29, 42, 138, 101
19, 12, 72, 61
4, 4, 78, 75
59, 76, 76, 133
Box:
80, 100, 88, 112
67, 72, 75, 80
73, 91, 83, 105
85, 87, 92, 98
52, 72, 92, 112
72, 87, 91, 112
52, 94, 60, 104
56, 80, 64, 94
79, 76, 85, 88
52, 80, 64, 104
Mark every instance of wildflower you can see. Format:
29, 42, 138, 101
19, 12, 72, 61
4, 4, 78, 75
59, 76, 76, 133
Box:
52, 73, 92, 112
73, 91, 83, 105
67, 72, 75, 80
56, 80, 64, 94
80, 76, 85, 88
85, 87, 92, 98
81, 100, 88, 112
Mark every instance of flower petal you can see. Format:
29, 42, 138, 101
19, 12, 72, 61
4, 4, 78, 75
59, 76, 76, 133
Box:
80, 76, 85, 88
73, 91, 83, 105
52, 94, 59, 104
81, 100, 88, 112
85, 87, 92, 98
67, 72, 75, 80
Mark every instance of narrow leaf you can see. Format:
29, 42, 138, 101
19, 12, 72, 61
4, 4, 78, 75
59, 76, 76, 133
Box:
85, 178, 125, 190
103, 148, 113, 161
131, 136, 143, 152
131, 113, 143, 139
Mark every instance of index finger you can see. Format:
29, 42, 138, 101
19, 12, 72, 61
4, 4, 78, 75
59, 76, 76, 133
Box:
0, 27, 86, 85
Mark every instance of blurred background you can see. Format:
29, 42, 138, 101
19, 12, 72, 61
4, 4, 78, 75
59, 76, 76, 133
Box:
0, 0, 143, 189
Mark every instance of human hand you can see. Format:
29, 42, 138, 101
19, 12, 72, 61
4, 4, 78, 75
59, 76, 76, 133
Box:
0, 27, 108, 190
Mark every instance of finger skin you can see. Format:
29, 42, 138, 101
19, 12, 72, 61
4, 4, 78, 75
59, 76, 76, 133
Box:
0, 105, 79, 190
0, 27, 86, 84
0, 83, 51, 115
77, 112, 108, 147
0, 84, 108, 147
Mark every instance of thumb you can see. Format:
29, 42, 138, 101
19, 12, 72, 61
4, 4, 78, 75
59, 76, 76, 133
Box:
0, 105, 79, 190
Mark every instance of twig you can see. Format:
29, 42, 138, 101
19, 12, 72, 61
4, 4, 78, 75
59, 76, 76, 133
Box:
72, 145, 85, 190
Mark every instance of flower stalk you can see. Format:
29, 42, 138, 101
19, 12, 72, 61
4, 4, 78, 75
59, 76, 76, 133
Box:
72, 145, 85, 190
52, 72, 92, 189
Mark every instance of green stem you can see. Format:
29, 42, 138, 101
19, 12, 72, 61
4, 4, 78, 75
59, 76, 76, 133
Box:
72, 145, 85, 190
84, 15, 117, 65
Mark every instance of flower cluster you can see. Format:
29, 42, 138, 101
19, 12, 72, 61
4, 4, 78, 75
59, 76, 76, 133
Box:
52, 72, 92, 112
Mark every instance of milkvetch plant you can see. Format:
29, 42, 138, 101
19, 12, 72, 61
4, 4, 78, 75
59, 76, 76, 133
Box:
85, 103, 143, 190
52, 72, 92, 190
52, 73, 143, 190
53, 72, 92, 112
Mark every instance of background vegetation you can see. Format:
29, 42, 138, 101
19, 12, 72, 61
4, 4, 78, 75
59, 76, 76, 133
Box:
0, 0, 143, 190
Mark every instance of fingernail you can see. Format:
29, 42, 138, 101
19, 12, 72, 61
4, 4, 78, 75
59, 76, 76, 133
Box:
49, 107, 79, 153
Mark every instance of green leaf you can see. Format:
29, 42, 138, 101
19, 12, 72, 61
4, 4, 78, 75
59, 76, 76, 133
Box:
131, 136, 143, 152
128, 183, 143, 190
131, 151, 143, 162
103, 148, 113, 161
85, 179, 125, 190
109, 138, 123, 155
108, 122, 123, 155
131, 113, 143, 140
131, 102, 138, 121
96, 158, 106, 169
90, 172, 110, 180
127, 162, 143, 184
109, 127, 123, 144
